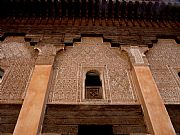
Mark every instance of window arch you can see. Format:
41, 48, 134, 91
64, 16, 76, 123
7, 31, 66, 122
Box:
85, 70, 103, 99
0, 68, 5, 83
178, 72, 180, 77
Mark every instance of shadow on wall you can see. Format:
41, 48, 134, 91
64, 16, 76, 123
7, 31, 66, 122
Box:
0, 67, 4, 83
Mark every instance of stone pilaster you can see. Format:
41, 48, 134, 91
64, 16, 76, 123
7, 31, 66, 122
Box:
121, 45, 176, 135
13, 42, 64, 135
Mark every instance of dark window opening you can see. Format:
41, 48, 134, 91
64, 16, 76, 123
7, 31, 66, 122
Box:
178, 72, 180, 77
78, 125, 113, 135
0, 68, 4, 82
85, 71, 102, 86
85, 71, 103, 99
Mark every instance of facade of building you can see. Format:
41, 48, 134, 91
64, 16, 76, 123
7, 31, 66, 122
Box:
0, 0, 180, 135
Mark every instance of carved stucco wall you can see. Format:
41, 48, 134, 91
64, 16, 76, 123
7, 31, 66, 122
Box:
1, 37, 180, 105
48, 37, 138, 104
0, 36, 138, 104
146, 39, 180, 104
0, 36, 37, 103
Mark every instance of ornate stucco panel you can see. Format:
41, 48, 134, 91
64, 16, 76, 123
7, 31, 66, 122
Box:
48, 37, 138, 104
146, 39, 180, 104
0, 36, 37, 103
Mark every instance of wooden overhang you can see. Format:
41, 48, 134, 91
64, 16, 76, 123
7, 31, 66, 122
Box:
0, 0, 179, 21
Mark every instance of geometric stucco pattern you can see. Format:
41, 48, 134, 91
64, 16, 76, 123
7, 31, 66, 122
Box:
2, 37, 180, 104
146, 39, 180, 104
48, 37, 138, 104
0, 36, 37, 103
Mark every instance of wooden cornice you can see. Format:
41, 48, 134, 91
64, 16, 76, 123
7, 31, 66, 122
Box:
0, 0, 179, 22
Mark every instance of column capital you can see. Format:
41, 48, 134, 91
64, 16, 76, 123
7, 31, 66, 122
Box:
121, 45, 149, 66
34, 43, 65, 65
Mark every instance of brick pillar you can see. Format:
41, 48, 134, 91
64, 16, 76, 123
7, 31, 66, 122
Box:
13, 43, 64, 135
121, 46, 176, 135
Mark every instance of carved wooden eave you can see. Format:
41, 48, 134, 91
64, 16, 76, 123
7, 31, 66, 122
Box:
0, 0, 179, 21
0, 0, 179, 48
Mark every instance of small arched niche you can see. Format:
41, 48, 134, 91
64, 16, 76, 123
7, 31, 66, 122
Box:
178, 72, 180, 77
85, 70, 103, 99
0, 68, 5, 83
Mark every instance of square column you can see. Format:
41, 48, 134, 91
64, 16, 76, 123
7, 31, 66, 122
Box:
122, 46, 176, 135
13, 43, 64, 135
13, 65, 52, 135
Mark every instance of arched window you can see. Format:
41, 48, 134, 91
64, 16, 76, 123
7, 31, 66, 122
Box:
178, 72, 180, 77
85, 71, 103, 99
0, 68, 5, 83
